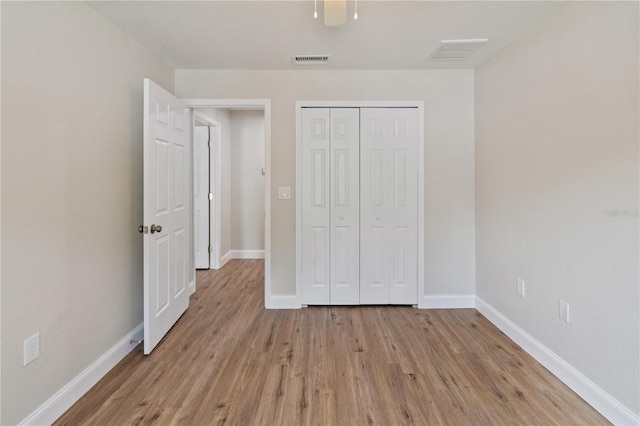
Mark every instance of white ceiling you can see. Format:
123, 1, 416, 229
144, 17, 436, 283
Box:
88, 1, 566, 70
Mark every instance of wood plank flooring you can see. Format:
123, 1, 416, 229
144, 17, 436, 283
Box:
56, 259, 608, 425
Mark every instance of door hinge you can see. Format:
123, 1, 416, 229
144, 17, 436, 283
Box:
208, 192, 213, 201
208, 140, 212, 148
208, 246, 213, 254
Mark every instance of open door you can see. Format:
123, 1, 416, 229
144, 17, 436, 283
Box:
192, 111, 222, 270
193, 124, 210, 269
142, 78, 192, 354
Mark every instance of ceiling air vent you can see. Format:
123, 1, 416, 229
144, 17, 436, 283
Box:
292, 55, 330, 65
427, 39, 488, 61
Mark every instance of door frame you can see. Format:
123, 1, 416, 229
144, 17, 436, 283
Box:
295, 100, 425, 308
193, 111, 222, 270
185, 99, 271, 304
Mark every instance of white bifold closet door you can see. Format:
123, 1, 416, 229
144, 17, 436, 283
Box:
360, 108, 418, 304
301, 108, 360, 305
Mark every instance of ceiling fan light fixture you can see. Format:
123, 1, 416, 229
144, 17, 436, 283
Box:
312, 0, 359, 26
324, 0, 347, 26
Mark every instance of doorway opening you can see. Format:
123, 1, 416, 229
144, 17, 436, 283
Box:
187, 99, 271, 304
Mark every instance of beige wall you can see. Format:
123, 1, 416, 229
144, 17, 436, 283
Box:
230, 110, 265, 251
1, 2, 174, 424
475, 1, 639, 415
176, 69, 477, 298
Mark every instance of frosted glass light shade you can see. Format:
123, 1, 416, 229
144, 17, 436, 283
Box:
324, 0, 346, 26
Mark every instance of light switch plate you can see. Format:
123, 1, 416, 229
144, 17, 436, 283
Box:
278, 186, 291, 200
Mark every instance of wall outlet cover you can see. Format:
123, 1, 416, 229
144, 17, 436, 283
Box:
559, 300, 570, 323
516, 277, 525, 297
24, 333, 40, 366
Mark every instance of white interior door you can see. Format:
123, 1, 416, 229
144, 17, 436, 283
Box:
301, 108, 331, 305
194, 125, 210, 269
330, 108, 359, 305
143, 78, 192, 354
209, 123, 221, 269
360, 108, 418, 304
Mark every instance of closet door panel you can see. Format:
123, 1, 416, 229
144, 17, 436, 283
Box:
388, 109, 418, 304
360, 108, 418, 304
301, 108, 330, 304
330, 108, 359, 304
360, 110, 390, 304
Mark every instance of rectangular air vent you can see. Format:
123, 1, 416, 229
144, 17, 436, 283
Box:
292, 55, 330, 65
427, 39, 488, 61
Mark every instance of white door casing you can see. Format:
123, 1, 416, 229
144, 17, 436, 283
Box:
360, 108, 418, 304
194, 125, 209, 269
143, 78, 192, 354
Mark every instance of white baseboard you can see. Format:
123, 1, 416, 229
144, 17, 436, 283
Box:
19, 324, 144, 426
219, 250, 232, 268
229, 249, 265, 259
419, 294, 475, 309
267, 293, 477, 310
475, 297, 639, 426
219, 250, 264, 268
265, 294, 301, 309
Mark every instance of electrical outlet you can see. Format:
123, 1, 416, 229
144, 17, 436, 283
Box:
559, 300, 570, 323
516, 277, 525, 298
24, 333, 40, 366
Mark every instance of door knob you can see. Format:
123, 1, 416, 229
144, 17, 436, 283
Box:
150, 224, 162, 234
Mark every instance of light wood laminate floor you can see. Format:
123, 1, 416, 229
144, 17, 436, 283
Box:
56, 259, 607, 425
